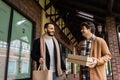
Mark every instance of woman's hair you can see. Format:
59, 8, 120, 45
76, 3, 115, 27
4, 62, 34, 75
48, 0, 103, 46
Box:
81, 21, 96, 34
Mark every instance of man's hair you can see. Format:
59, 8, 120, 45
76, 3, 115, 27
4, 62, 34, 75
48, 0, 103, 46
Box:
81, 21, 96, 34
44, 23, 54, 28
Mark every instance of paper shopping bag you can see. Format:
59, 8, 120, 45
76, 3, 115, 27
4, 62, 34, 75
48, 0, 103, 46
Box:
32, 69, 52, 80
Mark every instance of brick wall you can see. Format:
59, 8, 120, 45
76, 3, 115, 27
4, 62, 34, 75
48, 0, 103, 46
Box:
5, 0, 42, 39
106, 17, 120, 80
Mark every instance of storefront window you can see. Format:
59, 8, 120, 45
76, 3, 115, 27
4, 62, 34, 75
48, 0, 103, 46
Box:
0, 1, 33, 80
0, 0, 11, 79
7, 10, 32, 79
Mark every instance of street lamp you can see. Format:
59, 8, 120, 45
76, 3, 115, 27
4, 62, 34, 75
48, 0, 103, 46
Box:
98, 24, 102, 34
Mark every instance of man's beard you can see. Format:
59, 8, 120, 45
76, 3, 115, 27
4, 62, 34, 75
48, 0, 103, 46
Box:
47, 31, 54, 36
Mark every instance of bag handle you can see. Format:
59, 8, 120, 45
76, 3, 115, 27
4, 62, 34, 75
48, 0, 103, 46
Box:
37, 61, 47, 71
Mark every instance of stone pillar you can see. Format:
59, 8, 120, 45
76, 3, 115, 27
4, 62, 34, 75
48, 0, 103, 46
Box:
106, 16, 120, 80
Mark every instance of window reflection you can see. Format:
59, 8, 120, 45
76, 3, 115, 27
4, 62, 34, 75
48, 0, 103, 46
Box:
16, 19, 26, 25
22, 42, 30, 53
8, 39, 30, 75
8, 60, 16, 74
21, 61, 29, 73
0, 41, 7, 48
10, 40, 20, 51
0, 41, 8, 79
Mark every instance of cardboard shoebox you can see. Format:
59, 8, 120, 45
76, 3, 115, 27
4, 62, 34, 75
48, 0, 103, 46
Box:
67, 54, 93, 66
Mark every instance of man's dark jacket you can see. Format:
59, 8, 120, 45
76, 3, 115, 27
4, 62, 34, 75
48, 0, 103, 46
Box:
31, 38, 66, 76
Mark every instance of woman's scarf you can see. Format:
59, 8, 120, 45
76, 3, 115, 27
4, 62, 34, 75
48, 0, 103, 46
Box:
40, 34, 62, 76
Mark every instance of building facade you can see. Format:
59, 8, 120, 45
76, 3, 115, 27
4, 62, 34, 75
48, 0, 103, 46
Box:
0, 0, 120, 80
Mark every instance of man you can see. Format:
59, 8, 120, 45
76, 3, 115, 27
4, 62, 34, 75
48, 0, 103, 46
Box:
78, 21, 111, 80
31, 23, 66, 80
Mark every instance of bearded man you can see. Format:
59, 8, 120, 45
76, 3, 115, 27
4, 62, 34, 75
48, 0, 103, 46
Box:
31, 23, 66, 80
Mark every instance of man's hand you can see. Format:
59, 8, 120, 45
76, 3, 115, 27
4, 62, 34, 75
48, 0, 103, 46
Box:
88, 57, 97, 68
39, 57, 44, 64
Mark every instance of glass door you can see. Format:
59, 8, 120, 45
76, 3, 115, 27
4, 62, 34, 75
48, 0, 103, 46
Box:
7, 10, 32, 80
0, 0, 11, 80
